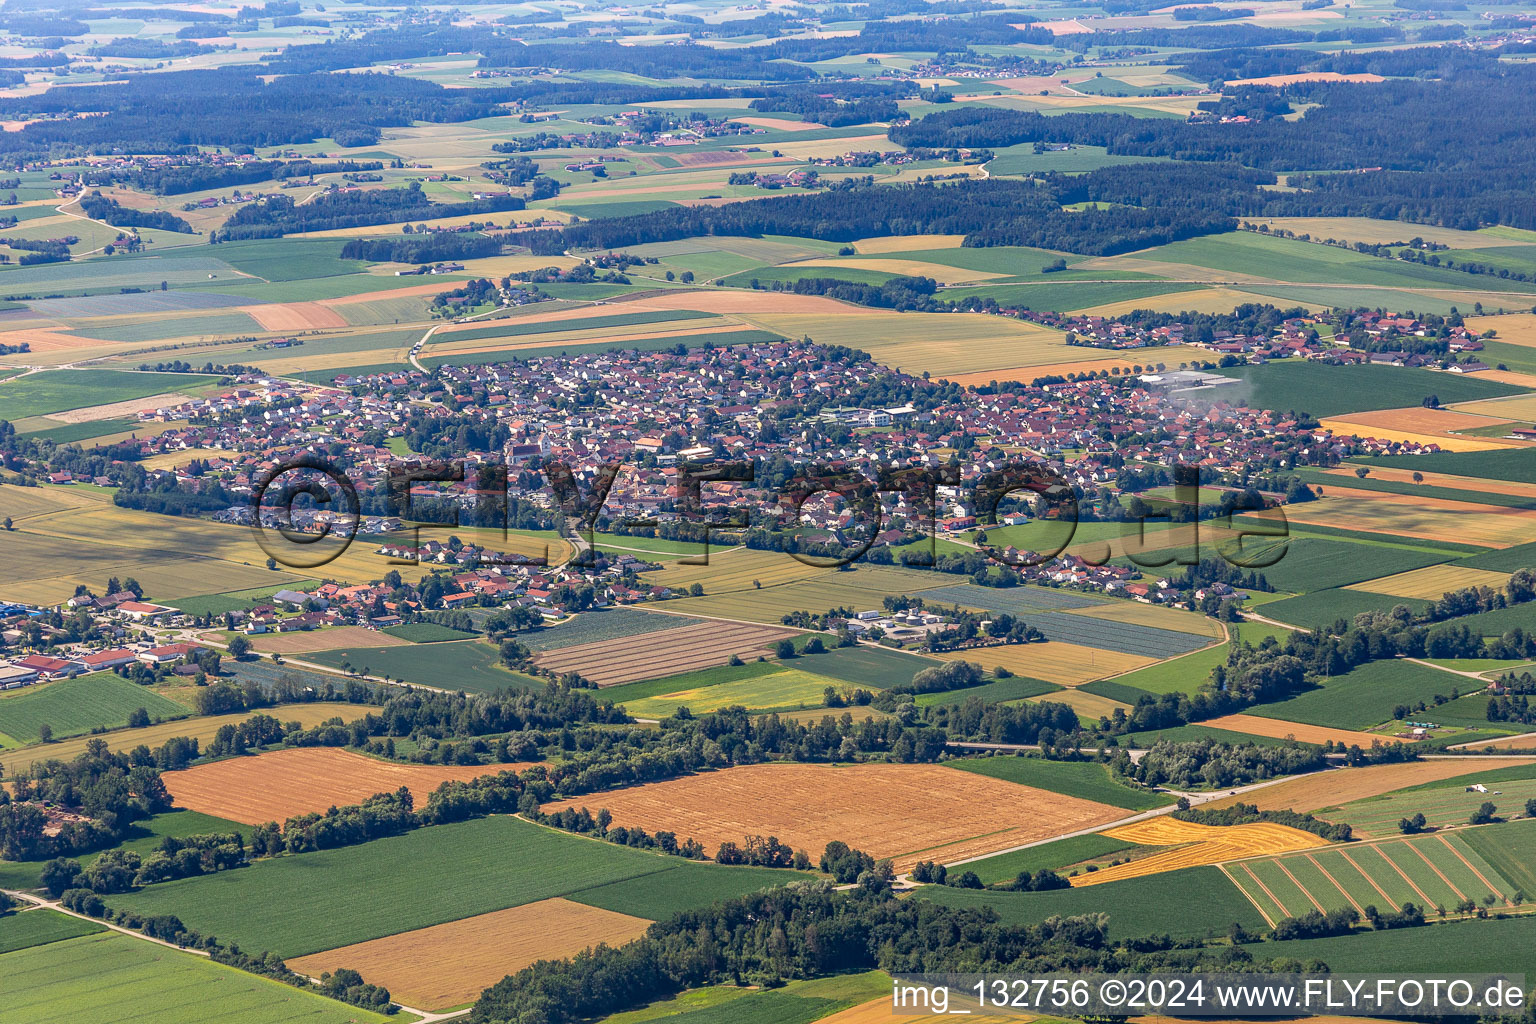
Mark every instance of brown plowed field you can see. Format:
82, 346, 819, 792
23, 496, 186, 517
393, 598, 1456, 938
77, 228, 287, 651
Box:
541, 762, 1125, 872
164, 747, 529, 825
533, 620, 797, 686
1202, 759, 1536, 814
286, 898, 652, 1011
244, 301, 349, 331
1198, 713, 1397, 748
248, 625, 410, 654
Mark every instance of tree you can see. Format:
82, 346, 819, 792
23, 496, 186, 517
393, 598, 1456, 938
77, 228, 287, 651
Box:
227, 635, 251, 659
1398, 811, 1427, 834
804, 636, 825, 654
1470, 801, 1498, 825
40, 857, 81, 898
127, 707, 150, 728
775, 639, 797, 659
37, 723, 52, 743
1412, 472, 1424, 485
1355, 467, 1370, 479
688, 583, 704, 597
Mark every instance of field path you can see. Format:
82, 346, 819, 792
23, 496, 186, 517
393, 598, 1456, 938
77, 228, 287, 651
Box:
1307, 852, 1366, 915
1406, 840, 1469, 902
1435, 833, 1510, 903
1338, 848, 1396, 906
1275, 858, 1327, 912
1222, 863, 1277, 928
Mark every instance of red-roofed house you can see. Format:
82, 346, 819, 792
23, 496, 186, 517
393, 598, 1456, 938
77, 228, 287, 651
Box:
80, 649, 139, 671
138, 643, 201, 665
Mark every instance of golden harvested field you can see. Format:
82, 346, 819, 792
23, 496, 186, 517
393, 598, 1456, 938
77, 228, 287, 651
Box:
244, 301, 349, 332
1197, 713, 1396, 748
1453, 392, 1536, 421
647, 546, 833, 594
136, 447, 235, 471
1065, 601, 1224, 639
533, 620, 797, 686
1283, 488, 1536, 548
935, 642, 1156, 686
741, 311, 1072, 376
163, 747, 528, 825
0, 497, 480, 604
1069, 817, 1329, 887
47, 392, 195, 424
852, 234, 966, 253
623, 290, 862, 316
1346, 564, 1512, 600
427, 322, 743, 359
286, 898, 653, 1011
249, 625, 412, 655
1081, 286, 1307, 319
1202, 759, 1536, 814
543, 762, 1125, 872
1321, 410, 1520, 452
1027, 687, 1129, 721
0, 702, 368, 777
664, 581, 941, 624
1468, 313, 1536, 347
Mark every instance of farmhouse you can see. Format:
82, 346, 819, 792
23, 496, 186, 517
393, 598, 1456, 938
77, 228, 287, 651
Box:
80, 649, 139, 671
10, 653, 84, 679
138, 643, 202, 665
115, 601, 178, 622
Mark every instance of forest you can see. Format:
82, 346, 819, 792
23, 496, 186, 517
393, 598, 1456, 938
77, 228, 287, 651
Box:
515, 174, 1240, 256
890, 55, 1536, 229
213, 185, 523, 240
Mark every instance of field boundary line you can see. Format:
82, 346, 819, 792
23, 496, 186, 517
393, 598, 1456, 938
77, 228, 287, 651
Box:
1405, 838, 1469, 903
1275, 858, 1327, 913
1239, 862, 1293, 920
1370, 844, 1436, 907
1337, 848, 1396, 906
1436, 834, 1511, 904
1306, 853, 1365, 915
1222, 863, 1276, 929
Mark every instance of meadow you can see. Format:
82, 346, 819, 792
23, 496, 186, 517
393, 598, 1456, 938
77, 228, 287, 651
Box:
804, 644, 938, 687
620, 667, 851, 718
946, 754, 1172, 811
0, 369, 216, 419
1332, 777, 1536, 836
0, 672, 189, 746
304, 639, 542, 693
108, 815, 782, 957
0, 932, 394, 1024
1096, 620, 1291, 696
919, 865, 1264, 939
1249, 659, 1463, 731
380, 622, 479, 643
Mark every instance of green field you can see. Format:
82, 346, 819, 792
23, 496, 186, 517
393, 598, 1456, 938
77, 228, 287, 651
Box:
205, 238, 365, 282
107, 815, 803, 956
0, 931, 393, 1024
433, 309, 714, 346
304, 639, 542, 693
0, 673, 189, 746
1462, 819, 1536, 895
948, 280, 1200, 313
918, 865, 1263, 939
1358, 449, 1536, 485
567, 860, 815, 920
1459, 541, 1536, 573
986, 143, 1171, 176
380, 622, 480, 643
1249, 659, 1461, 730
0, 809, 249, 891
1211, 362, 1525, 420
953, 833, 1141, 886
0, 910, 103, 955
1253, 915, 1536, 973
946, 755, 1172, 811
809, 644, 945, 687
1229, 832, 1513, 927
0, 369, 218, 419
68, 312, 263, 344
914, 675, 1061, 707
1252, 537, 1449, 594
1291, 468, 1536, 511
1261, 588, 1432, 631
1146, 231, 1536, 294
15, 417, 139, 443
1430, 601, 1536, 639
